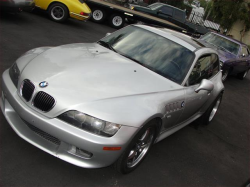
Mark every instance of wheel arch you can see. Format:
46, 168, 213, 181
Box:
140, 115, 163, 141
47, 1, 69, 13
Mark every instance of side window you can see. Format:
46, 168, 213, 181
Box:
210, 54, 220, 76
174, 10, 184, 21
188, 54, 218, 86
160, 6, 173, 16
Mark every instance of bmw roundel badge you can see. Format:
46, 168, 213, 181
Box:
39, 81, 48, 88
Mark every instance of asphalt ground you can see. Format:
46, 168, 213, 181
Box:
0, 11, 249, 187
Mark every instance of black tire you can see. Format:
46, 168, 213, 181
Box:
108, 14, 125, 29
237, 69, 249, 80
48, 3, 68, 22
91, 9, 106, 23
115, 120, 157, 174
198, 93, 223, 126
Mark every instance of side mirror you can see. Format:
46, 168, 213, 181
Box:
195, 79, 214, 93
106, 33, 111, 37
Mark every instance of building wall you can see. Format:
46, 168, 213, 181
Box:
227, 0, 250, 45
228, 20, 250, 45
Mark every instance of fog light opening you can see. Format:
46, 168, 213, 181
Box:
68, 146, 93, 159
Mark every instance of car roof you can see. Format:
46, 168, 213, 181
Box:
210, 32, 246, 46
150, 3, 185, 12
135, 25, 205, 51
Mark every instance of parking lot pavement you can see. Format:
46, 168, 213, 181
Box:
0, 11, 249, 187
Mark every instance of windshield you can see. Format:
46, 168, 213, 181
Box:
99, 26, 195, 84
147, 3, 163, 10
201, 33, 240, 55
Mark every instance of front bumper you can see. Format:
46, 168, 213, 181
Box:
1, 69, 138, 168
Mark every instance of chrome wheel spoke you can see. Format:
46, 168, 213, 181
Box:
128, 150, 136, 160
140, 143, 148, 149
139, 129, 150, 142
209, 98, 221, 122
126, 127, 155, 168
222, 70, 228, 81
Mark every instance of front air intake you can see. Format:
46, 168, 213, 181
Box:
33, 91, 55, 112
23, 119, 61, 146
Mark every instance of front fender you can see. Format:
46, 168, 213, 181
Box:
59, 89, 185, 128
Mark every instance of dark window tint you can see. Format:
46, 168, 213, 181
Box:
210, 54, 220, 76
100, 26, 195, 84
201, 33, 240, 55
160, 6, 173, 16
174, 10, 185, 21
188, 54, 219, 86
148, 3, 162, 10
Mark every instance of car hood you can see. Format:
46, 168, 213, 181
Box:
21, 43, 181, 113
198, 40, 236, 62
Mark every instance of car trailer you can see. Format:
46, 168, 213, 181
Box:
86, 0, 185, 32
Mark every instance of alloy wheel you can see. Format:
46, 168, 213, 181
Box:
222, 70, 229, 81
51, 6, 64, 20
127, 127, 155, 168
92, 10, 103, 21
112, 16, 123, 27
209, 98, 221, 122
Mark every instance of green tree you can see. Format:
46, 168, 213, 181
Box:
199, 0, 208, 8
238, 2, 250, 41
211, 0, 248, 32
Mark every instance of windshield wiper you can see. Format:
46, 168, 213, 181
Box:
97, 41, 116, 52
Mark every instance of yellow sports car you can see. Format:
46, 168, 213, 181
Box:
35, 0, 91, 22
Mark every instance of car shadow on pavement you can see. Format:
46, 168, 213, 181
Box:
0, 11, 29, 22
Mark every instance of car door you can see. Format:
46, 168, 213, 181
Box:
34, 0, 50, 9
247, 47, 250, 67
238, 46, 250, 73
177, 54, 220, 123
34, 0, 42, 7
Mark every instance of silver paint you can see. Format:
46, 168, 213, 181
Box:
1, 25, 224, 168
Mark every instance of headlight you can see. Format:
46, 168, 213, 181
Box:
9, 62, 20, 88
58, 111, 121, 137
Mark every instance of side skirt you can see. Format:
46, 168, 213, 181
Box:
154, 113, 202, 143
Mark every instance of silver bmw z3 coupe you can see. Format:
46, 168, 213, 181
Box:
1, 25, 224, 174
